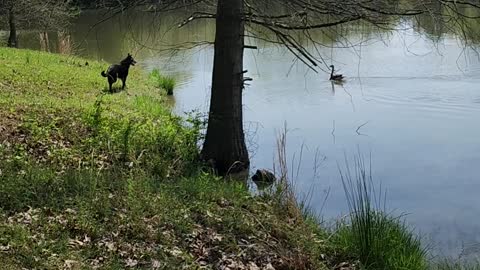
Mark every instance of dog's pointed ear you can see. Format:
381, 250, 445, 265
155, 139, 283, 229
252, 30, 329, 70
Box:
128, 53, 131, 56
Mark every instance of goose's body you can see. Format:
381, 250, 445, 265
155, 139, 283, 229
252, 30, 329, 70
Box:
329, 65, 344, 81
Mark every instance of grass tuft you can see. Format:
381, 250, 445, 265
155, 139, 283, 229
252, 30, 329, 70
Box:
335, 154, 427, 270
150, 68, 176, 95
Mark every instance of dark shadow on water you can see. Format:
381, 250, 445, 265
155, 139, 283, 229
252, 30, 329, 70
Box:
330, 81, 336, 95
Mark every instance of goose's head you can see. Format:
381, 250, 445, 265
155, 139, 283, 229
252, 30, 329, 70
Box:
329, 65, 335, 69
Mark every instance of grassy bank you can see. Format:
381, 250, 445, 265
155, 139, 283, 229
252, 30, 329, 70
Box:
0, 48, 475, 269
0, 48, 342, 269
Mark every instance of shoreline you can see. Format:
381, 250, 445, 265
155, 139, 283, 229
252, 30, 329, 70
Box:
0, 47, 476, 269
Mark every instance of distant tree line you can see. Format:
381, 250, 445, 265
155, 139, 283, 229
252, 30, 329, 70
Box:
0, 0, 76, 48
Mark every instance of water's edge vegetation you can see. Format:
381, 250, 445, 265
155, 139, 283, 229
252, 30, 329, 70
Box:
0, 48, 475, 269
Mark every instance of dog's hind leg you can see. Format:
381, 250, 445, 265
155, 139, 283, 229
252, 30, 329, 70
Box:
108, 76, 116, 93
121, 77, 127, 90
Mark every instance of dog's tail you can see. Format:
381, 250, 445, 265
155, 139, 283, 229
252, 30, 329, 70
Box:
101, 71, 107, 77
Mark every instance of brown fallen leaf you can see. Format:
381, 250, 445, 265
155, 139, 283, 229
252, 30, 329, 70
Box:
152, 259, 161, 269
264, 263, 276, 270
106, 242, 116, 252
247, 262, 260, 270
125, 258, 138, 268
68, 238, 85, 248
0, 244, 11, 252
63, 259, 78, 269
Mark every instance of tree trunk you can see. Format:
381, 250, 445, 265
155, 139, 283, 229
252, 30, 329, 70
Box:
7, 8, 18, 48
58, 31, 72, 54
39, 32, 51, 52
201, 0, 249, 175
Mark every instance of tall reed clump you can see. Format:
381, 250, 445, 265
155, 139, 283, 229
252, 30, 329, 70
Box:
271, 126, 303, 220
150, 69, 176, 95
267, 124, 318, 222
335, 154, 427, 270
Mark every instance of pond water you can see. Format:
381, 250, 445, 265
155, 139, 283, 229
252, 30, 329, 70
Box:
3, 9, 480, 258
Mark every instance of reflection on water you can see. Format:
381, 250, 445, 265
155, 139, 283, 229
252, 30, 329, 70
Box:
2, 9, 480, 258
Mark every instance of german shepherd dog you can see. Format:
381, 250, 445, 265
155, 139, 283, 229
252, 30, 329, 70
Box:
101, 53, 137, 92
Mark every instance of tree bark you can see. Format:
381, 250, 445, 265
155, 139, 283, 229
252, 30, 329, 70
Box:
39, 32, 51, 52
201, 0, 249, 175
58, 31, 72, 54
7, 8, 18, 48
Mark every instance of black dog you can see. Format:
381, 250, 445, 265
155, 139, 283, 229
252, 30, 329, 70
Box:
101, 53, 137, 92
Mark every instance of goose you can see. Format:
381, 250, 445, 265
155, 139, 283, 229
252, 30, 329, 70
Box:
329, 65, 344, 81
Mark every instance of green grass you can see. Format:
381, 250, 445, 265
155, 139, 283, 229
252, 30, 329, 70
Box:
1, 47, 479, 269
0, 48, 335, 269
333, 155, 428, 270
150, 68, 176, 95
0, 48, 198, 176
